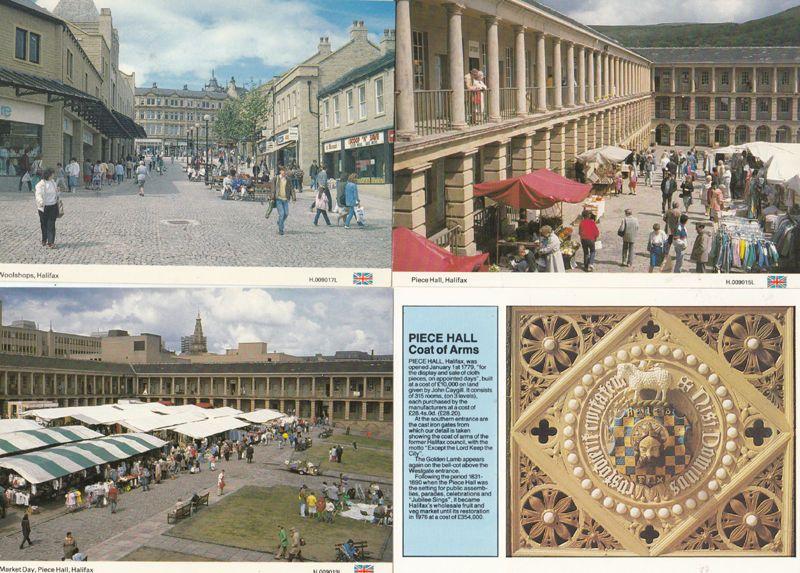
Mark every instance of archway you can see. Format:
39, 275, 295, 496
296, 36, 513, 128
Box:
755, 125, 770, 142
714, 125, 730, 147
655, 124, 670, 146
695, 125, 710, 147
735, 125, 749, 145
674, 124, 689, 147
776, 126, 791, 143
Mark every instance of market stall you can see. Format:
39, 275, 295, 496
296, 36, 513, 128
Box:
576, 145, 633, 195
392, 227, 490, 272
170, 416, 250, 441
237, 409, 286, 425
0, 419, 43, 435
118, 410, 208, 434
473, 169, 592, 267
0, 426, 102, 456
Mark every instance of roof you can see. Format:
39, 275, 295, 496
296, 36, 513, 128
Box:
0, 353, 133, 374
237, 409, 285, 425
0, 426, 102, 457
117, 410, 207, 433
23, 403, 167, 424
170, 416, 249, 440
1, 0, 62, 23
635, 47, 800, 65
319, 51, 394, 98
52, 0, 98, 22
0, 419, 43, 435
132, 360, 393, 375
134, 87, 232, 100
0, 433, 166, 484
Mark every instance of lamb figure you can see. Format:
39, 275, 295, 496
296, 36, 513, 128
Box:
616, 362, 673, 402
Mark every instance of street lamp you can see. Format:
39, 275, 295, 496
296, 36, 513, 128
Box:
203, 114, 211, 185
194, 122, 200, 174
188, 127, 194, 163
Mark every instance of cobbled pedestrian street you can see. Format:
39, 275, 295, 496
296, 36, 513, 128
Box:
0, 167, 391, 268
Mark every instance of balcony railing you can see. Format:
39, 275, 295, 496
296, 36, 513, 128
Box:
695, 110, 710, 120
430, 225, 462, 253
414, 90, 452, 136
756, 111, 771, 121
499, 88, 517, 119
465, 90, 488, 126
716, 110, 731, 120
777, 111, 792, 121
655, 109, 671, 119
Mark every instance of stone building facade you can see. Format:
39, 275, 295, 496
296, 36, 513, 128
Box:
641, 47, 800, 147
134, 72, 244, 156
0, 0, 143, 191
0, 301, 100, 358
394, 0, 653, 255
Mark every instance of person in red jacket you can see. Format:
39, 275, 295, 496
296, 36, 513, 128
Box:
578, 211, 600, 272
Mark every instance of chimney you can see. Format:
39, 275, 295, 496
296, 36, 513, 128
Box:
380, 29, 395, 55
350, 20, 368, 42
318, 36, 331, 55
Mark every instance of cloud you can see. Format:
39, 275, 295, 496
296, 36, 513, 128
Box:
0, 288, 393, 357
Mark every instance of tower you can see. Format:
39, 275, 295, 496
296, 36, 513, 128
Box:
52, 0, 100, 23
181, 313, 208, 355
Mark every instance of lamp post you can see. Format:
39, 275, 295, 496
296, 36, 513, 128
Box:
194, 122, 200, 174
203, 114, 211, 185
188, 127, 194, 164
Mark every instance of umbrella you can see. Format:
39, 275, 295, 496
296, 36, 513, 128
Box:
473, 169, 592, 210
393, 227, 489, 272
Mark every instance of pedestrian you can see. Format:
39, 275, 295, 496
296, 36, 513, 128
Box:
313, 188, 331, 226
537, 226, 566, 273
246, 444, 254, 463
336, 444, 344, 464
647, 223, 668, 274
309, 160, 320, 190
298, 484, 308, 517
55, 162, 67, 193
136, 161, 148, 197
217, 469, 226, 495
275, 167, 290, 236
628, 167, 638, 195
275, 525, 289, 559
343, 173, 363, 229
662, 201, 682, 271
315, 494, 326, 521
691, 222, 713, 273
19, 511, 32, 549
288, 526, 303, 562
680, 174, 694, 212
702, 174, 713, 217
107, 482, 119, 514
141, 465, 150, 491
115, 161, 125, 185
66, 157, 80, 193
672, 214, 690, 274
316, 165, 331, 210
307, 491, 317, 519
578, 211, 600, 272
62, 532, 78, 561
660, 171, 676, 214
710, 184, 725, 222
618, 208, 639, 268
0, 485, 5, 519
35, 167, 60, 249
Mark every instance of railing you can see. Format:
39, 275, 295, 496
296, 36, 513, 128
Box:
429, 225, 462, 253
777, 111, 793, 121
526, 87, 537, 113
676, 110, 690, 120
546, 87, 555, 109
500, 88, 517, 119
695, 110, 710, 120
414, 90, 452, 136
465, 90, 489, 126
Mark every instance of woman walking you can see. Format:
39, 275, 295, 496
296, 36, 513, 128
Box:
680, 174, 694, 212
275, 167, 290, 236
136, 161, 148, 196
628, 167, 638, 195
578, 211, 600, 272
313, 188, 331, 226
647, 223, 668, 273
343, 173, 363, 229
672, 214, 689, 274
35, 168, 60, 249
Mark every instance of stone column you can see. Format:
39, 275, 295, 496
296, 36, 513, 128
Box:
510, 135, 533, 177
394, 166, 429, 235
603, 53, 610, 99
536, 33, 547, 112
564, 120, 578, 178
395, 0, 416, 139
551, 124, 565, 174
445, 152, 477, 255
671, 66, 676, 93
577, 116, 588, 153
711, 66, 716, 93
752, 66, 757, 94
532, 129, 550, 170
731, 67, 737, 94
566, 42, 576, 107
482, 142, 507, 181
603, 110, 611, 145
596, 51, 603, 100
514, 26, 528, 116
447, 3, 467, 129
577, 46, 586, 105
553, 39, 563, 109
773, 66, 778, 94
486, 16, 501, 122
587, 50, 595, 103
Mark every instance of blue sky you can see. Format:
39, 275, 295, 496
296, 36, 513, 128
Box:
37, 0, 395, 90
0, 288, 393, 356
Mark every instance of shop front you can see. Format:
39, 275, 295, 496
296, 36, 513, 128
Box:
82, 128, 97, 163
322, 139, 343, 179
342, 129, 393, 185
0, 97, 44, 184
274, 127, 299, 168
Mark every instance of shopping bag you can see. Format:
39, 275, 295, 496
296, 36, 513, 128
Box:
57, 199, 65, 219
355, 206, 366, 224
264, 200, 275, 219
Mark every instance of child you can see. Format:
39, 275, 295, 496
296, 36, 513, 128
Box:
313, 189, 331, 226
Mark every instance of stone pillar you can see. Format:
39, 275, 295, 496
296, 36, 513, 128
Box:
514, 26, 528, 116
711, 66, 716, 93
596, 51, 603, 100
577, 116, 588, 153
752, 66, 757, 94
603, 53, 610, 99
510, 135, 533, 177
394, 166, 429, 235
536, 33, 547, 112
671, 66, 676, 93
578, 46, 586, 105
550, 124, 565, 175
732, 67, 737, 94
566, 42, 576, 107
553, 38, 563, 109
486, 16, 501, 122
773, 66, 778, 93
395, 0, 416, 139
447, 3, 467, 129
445, 152, 477, 255
564, 120, 578, 178
532, 129, 550, 170
482, 142, 507, 181
587, 50, 595, 103
731, 97, 736, 121
587, 114, 596, 149
603, 110, 611, 145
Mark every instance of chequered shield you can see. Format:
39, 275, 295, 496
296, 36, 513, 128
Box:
610, 407, 691, 478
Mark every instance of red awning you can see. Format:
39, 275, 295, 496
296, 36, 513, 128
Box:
392, 227, 489, 272
474, 169, 592, 209
196, 402, 212, 409
158, 400, 174, 406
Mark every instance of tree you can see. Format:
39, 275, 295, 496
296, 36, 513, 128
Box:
213, 99, 243, 146
237, 89, 272, 153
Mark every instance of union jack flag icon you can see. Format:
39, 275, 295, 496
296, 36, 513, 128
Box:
354, 565, 374, 573
768, 275, 787, 289
353, 272, 374, 286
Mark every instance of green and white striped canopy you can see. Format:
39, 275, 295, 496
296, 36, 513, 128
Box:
0, 426, 102, 457
0, 433, 166, 484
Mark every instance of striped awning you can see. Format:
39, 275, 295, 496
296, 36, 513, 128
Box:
0, 433, 166, 484
0, 426, 102, 456
0, 419, 43, 435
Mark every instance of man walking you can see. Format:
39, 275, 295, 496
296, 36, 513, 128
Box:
19, 511, 32, 549
662, 201, 683, 271
691, 222, 713, 273
661, 172, 677, 214
108, 482, 119, 514
288, 526, 302, 562
618, 209, 639, 268
275, 525, 289, 559
309, 160, 320, 190
275, 167, 290, 236
66, 158, 80, 193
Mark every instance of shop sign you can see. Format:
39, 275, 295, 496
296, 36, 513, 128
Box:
63, 118, 73, 135
468, 41, 481, 59
263, 141, 276, 153
82, 130, 94, 146
344, 131, 384, 150
323, 140, 342, 153
275, 127, 299, 145
0, 97, 45, 125
388, 130, 395, 143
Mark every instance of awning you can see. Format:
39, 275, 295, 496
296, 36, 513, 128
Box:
24, 403, 167, 425
474, 169, 593, 210
112, 110, 147, 138
393, 227, 489, 272
118, 410, 208, 433
203, 406, 243, 419
715, 142, 800, 185
237, 409, 285, 425
0, 66, 144, 140
170, 417, 249, 440
576, 145, 633, 165
0, 419, 43, 435
0, 433, 166, 484
0, 426, 102, 456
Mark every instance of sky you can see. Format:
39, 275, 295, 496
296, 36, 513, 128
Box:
0, 288, 393, 357
36, 0, 395, 90
543, 0, 799, 26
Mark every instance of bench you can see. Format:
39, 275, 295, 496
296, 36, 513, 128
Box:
334, 540, 370, 562
192, 492, 210, 510
167, 503, 192, 524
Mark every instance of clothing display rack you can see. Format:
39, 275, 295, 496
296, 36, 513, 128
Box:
711, 217, 779, 273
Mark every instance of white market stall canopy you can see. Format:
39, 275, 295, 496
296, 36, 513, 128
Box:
714, 142, 800, 185
0, 433, 166, 484
170, 416, 249, 440
202, 406, 244, 419
577, 145, 633, 165
23, 403, 168, 425
0, 419, 43, 435
119, 410, 208, 433
236, 409, 285, 425
0, 426, 102, 456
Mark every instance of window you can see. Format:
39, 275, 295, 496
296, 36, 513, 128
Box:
779, 99, 789, 113
66, 50, 74, 79
505, 47, 514, 88
346, 90, 354, 123
358, 84, 367, 119
758, 99, 770, 112
412, 30, 427, 90
700, 71, 709, 85
720, 71, 729, 85
375, 78, 385, 115
760, 71, 769, 86
15, 28, 27, 60
323, 100, 330, 130
333, 95, 340, 126
779, 70, 789, 85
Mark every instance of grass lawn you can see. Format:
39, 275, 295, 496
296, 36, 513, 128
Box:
121, 547, 217, 561
168, 485, 391, 562
300, 435, 392, 479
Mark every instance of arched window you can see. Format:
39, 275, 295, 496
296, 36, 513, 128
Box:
776, 126, 791, 143
695, 125, 710, 147
714, 125, 730, 147
675, 124, 689, 146
655, 124, 670, 146
755, 125, 770, 142
734, 125, 749, 145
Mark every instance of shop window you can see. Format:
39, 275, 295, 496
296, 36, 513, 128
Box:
375, 78, 384, 115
